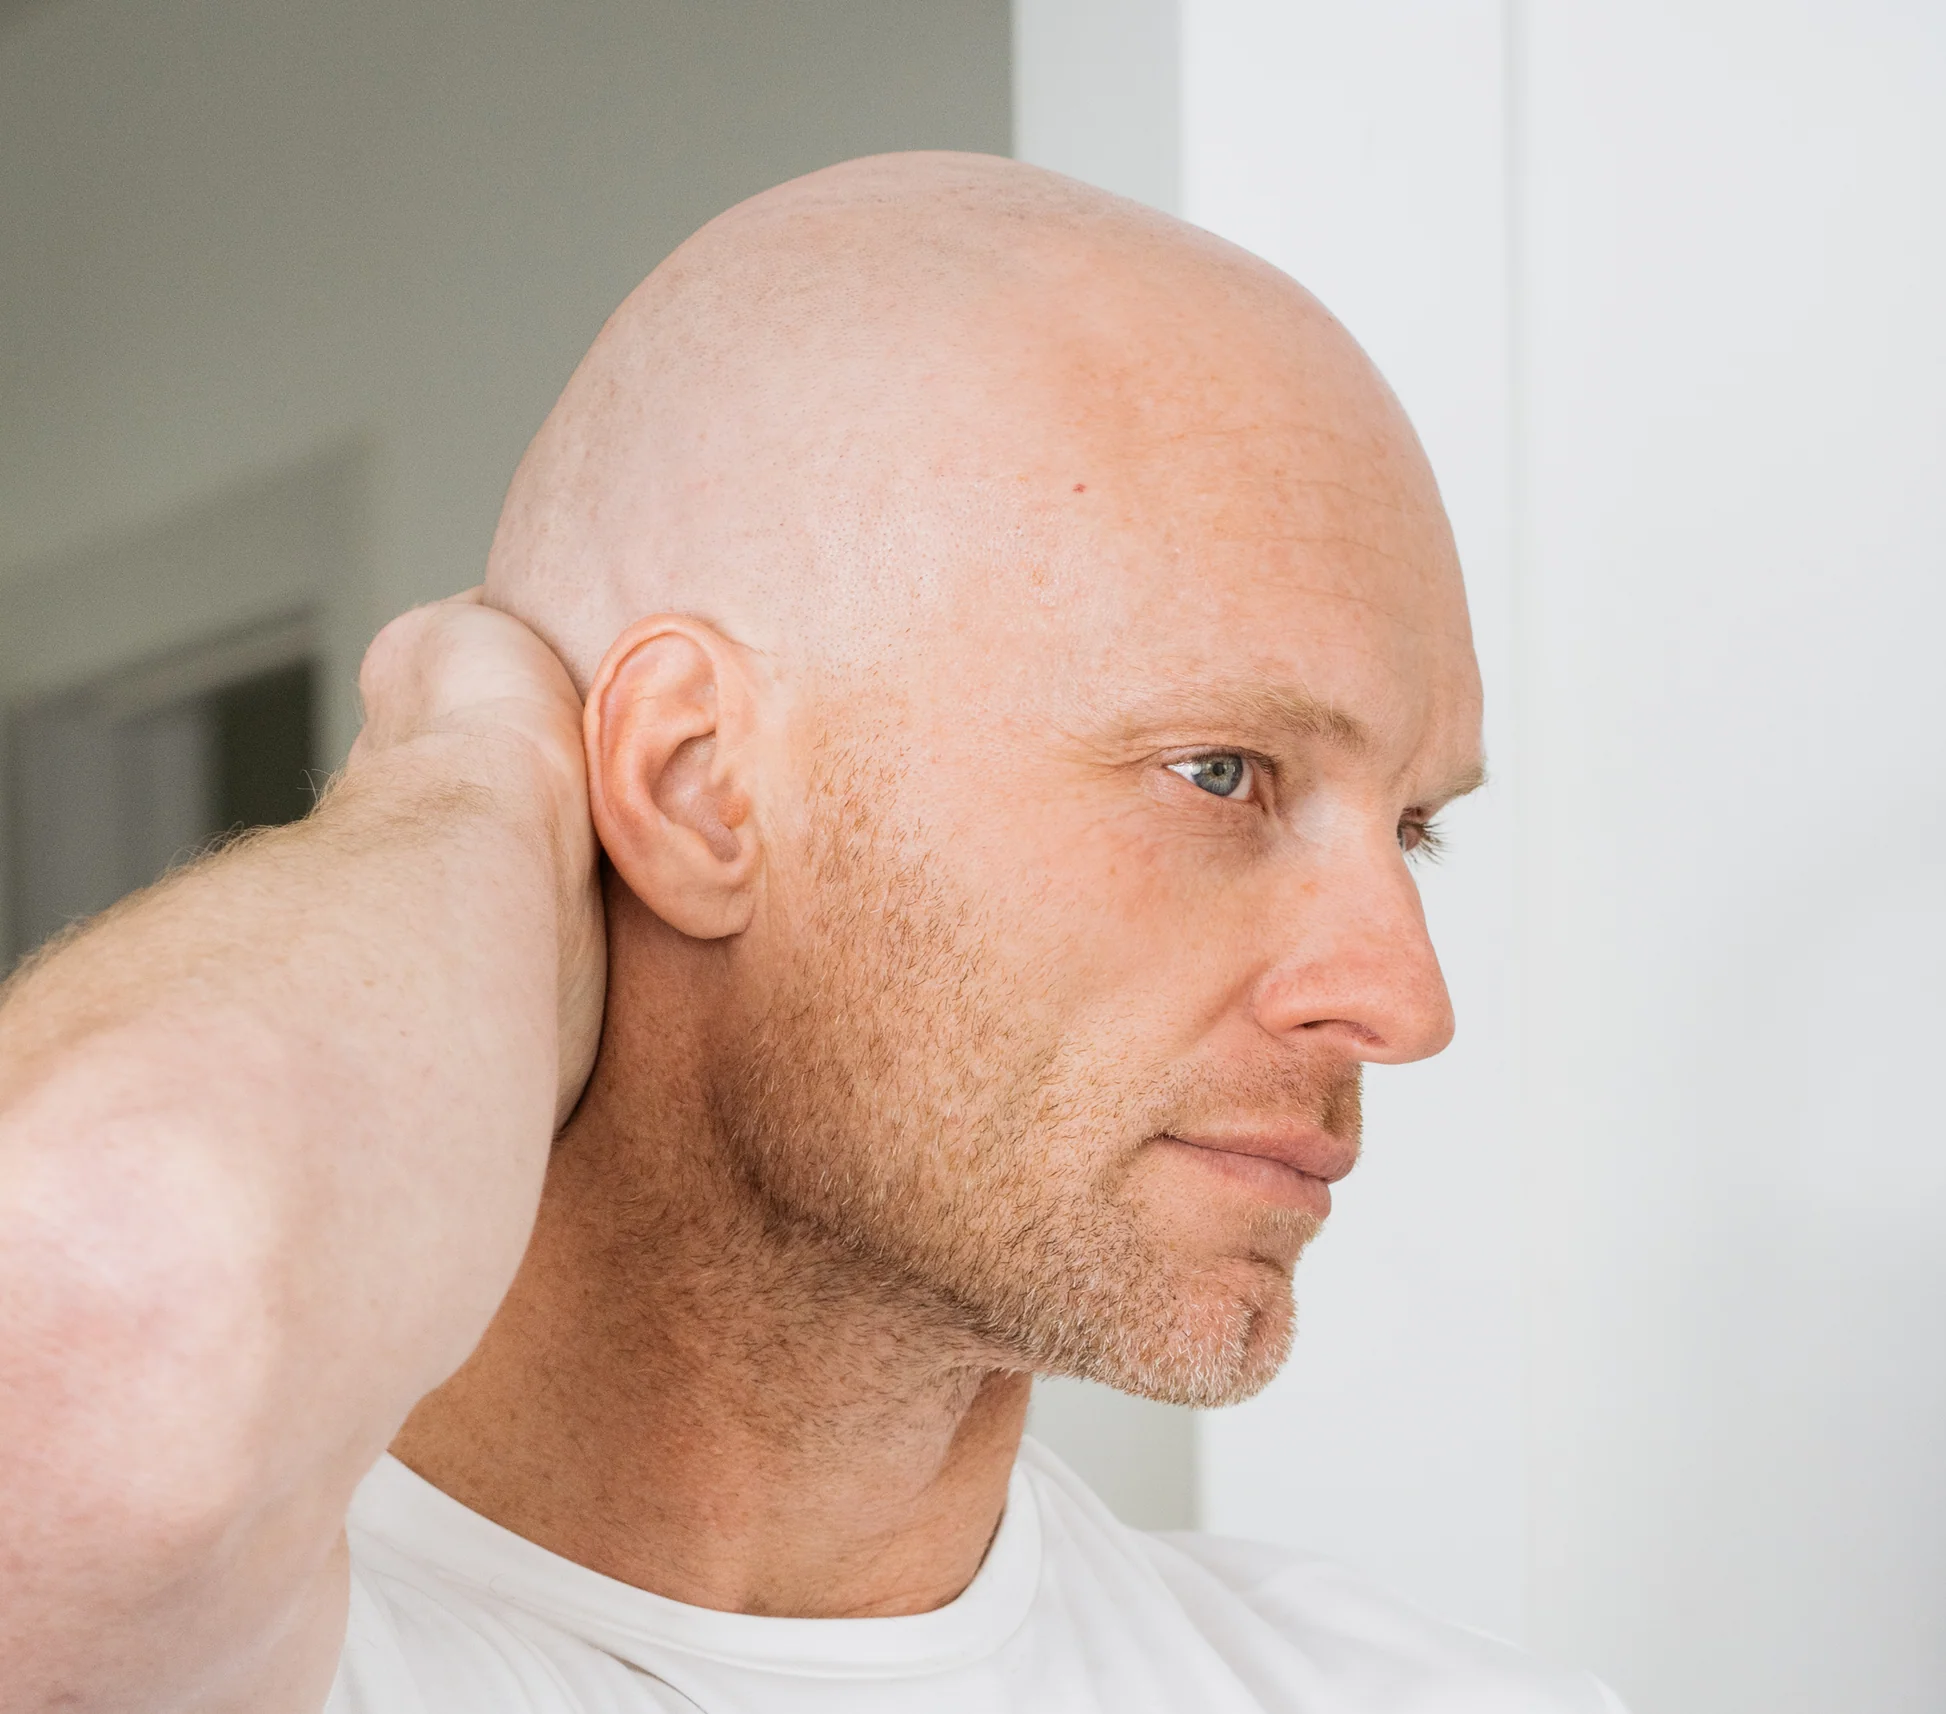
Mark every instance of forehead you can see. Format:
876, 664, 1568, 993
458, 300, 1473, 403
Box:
919, 279, 1481, 769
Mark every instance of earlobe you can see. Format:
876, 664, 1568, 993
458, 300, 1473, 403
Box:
583, 618, 760, 940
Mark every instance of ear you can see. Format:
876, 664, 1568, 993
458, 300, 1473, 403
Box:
583, 616, 760, 939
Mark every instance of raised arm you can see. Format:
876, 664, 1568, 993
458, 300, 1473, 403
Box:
0, 594, 603, 1714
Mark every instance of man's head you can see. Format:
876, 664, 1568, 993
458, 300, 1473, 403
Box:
486, 152, 1483, 1409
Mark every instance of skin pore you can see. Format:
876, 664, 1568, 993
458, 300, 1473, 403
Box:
393, 153, 1484, 1622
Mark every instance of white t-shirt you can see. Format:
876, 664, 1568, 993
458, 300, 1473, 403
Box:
329, 1437, 1626, 1714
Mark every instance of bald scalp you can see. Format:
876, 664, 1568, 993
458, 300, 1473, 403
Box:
482, 151, 1388, 692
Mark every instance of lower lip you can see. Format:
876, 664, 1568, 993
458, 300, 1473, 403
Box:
1157, 1136, 1335, 1219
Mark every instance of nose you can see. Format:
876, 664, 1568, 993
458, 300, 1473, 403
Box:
1249, 838, 1456, 1065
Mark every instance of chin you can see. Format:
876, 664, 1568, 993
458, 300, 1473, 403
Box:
1055, 1258, 1298, 1410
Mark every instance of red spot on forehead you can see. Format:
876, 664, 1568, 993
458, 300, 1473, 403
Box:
1072, 482, 1087, 493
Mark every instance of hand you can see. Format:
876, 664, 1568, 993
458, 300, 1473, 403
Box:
350, 590, 606, 1127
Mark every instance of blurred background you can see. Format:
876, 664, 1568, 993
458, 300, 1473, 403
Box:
3, 2, 1942, 1709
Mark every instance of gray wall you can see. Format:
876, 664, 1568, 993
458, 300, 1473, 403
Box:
0, 0, 1009, 742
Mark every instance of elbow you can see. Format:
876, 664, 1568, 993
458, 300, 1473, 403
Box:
0, 1097, 285, 1577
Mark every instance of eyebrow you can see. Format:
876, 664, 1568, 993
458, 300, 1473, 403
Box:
1103, 683, 1376, 753
1435, 759, 1490, 804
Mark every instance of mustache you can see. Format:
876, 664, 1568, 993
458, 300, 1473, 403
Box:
1149, 1056, 1364, 1145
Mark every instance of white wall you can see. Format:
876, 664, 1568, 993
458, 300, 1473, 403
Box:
1012, 0, 1177, 213
1516, 6, 1946, 1708
1022, 3, 1946, 1710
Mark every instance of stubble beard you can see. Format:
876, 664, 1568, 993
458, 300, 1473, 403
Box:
704, 746, 1358, 1410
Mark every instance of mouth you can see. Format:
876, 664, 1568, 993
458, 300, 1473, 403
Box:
1155, 1127, 1356, 1219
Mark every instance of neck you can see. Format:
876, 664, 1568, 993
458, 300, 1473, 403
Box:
393, 992, 1030, 1618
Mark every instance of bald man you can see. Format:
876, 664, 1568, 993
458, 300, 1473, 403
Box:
0, 155, 1625, 1714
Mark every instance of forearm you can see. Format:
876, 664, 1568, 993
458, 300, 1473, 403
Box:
0, 732, 571, 1708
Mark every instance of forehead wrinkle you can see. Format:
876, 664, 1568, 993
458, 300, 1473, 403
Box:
1105, 449, 1429, 536
1147, 418, 1414, 482
1230, 533, 1447, 579
1087, 395, 1420, 485
1109, 455, 1456, 590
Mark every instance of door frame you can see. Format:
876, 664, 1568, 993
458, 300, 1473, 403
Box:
0, 442, 371, 965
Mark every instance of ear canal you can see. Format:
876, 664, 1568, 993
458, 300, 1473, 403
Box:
654, 733, 744, 863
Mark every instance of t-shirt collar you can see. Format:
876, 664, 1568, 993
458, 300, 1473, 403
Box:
348, 1452, 1044, 1680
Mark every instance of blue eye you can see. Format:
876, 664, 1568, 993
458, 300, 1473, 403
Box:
1168, 754, 1253, 798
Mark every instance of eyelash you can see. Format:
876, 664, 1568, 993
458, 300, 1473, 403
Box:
1399, 816, 1446, 864
1168, 752, 1449, 866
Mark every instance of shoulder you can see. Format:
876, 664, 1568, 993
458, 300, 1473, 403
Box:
1018, 1438, 1628, 1714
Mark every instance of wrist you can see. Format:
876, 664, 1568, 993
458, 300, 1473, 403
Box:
336, 727, 583, 873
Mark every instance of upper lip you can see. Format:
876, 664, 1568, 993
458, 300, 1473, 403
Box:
1162, 1126, 1359, 1184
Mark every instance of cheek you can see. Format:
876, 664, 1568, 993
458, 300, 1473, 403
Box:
937, 789, 1272, 1051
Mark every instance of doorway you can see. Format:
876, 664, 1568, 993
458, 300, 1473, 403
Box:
6, 622, 319, 965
